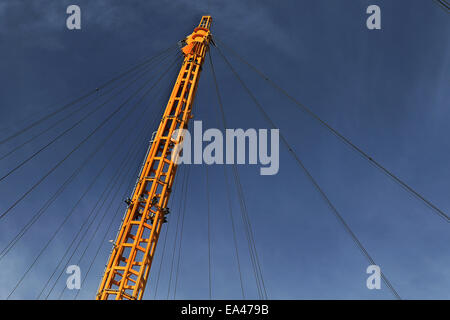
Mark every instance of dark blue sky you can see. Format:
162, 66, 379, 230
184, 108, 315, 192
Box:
0, 0, 449, 299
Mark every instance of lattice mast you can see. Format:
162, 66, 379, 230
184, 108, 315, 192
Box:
96, 16, 213, 300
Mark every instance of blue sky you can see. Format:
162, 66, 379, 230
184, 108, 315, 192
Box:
0, 0, 449, 300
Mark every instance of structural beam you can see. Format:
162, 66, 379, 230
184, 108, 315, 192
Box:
96, 16, 213, 300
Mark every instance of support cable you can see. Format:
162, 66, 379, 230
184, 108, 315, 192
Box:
0, 48, 173, 162
35, 121, 139, 300
432, 0, 450, 13
0, 54, 180, 222
173, 165, 190, 299
137, 72, 189, 299
72, 138, 152, 300
6, 111, 134, 299
0, 44, 178, 147
0, 49, 176, 184
43, 118, 151, 300
231, 165, 265, 299
0, 57, 176, 260
42, 132, 143, 300
37, 60, 180, 299
166, 167, 189, 299
208, 52, 246, 299
6, 62, 173, 299
152, 165, 183, 299
214, 38, 449, 223
205, 165, 212, 300
215, 46, 402, 300
213, 62, 266, 299
208, 50, 267, 299
57, 133, 150, 300
98, 60, 183, 301
223, 165, 246, 299
71, 87, 171, 300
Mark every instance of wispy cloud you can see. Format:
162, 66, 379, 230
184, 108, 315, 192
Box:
0, 0, 295, 55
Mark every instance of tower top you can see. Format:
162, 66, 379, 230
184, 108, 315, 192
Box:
198, 16, 212, 30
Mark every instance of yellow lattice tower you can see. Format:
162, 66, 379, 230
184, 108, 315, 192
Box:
96, 16, 213, 300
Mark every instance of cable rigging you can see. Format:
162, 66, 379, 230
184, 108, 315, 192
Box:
0, 49, 176, 184
36, 59, 181, 300
5, 15, 440, 300
207, 51, 246, 299
0, 53, 181, 222
42, 128, 150, 300
152, 164, 184, 299
208, 50, 267, 300
214, 38, 449, 224
94, 17, 214, 300
0, 48, 174, 162
6, 58, 179, 299
74, 58, 182, 300
64, 66, 182, 300
173, 166, 191, 299
0, 44, 178, 147
73, 148, 154, 300
0, 53, 178, 260
56, 139, 152, 300
166, 167, 190, 300
69, 86, 177, 300
35, 127, 141, 300
205, 165, 212, 299
213, 45, 401, 300
432, 0, 450, 13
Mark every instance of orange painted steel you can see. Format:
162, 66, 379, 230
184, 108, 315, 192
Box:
96, 16, 212, 300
